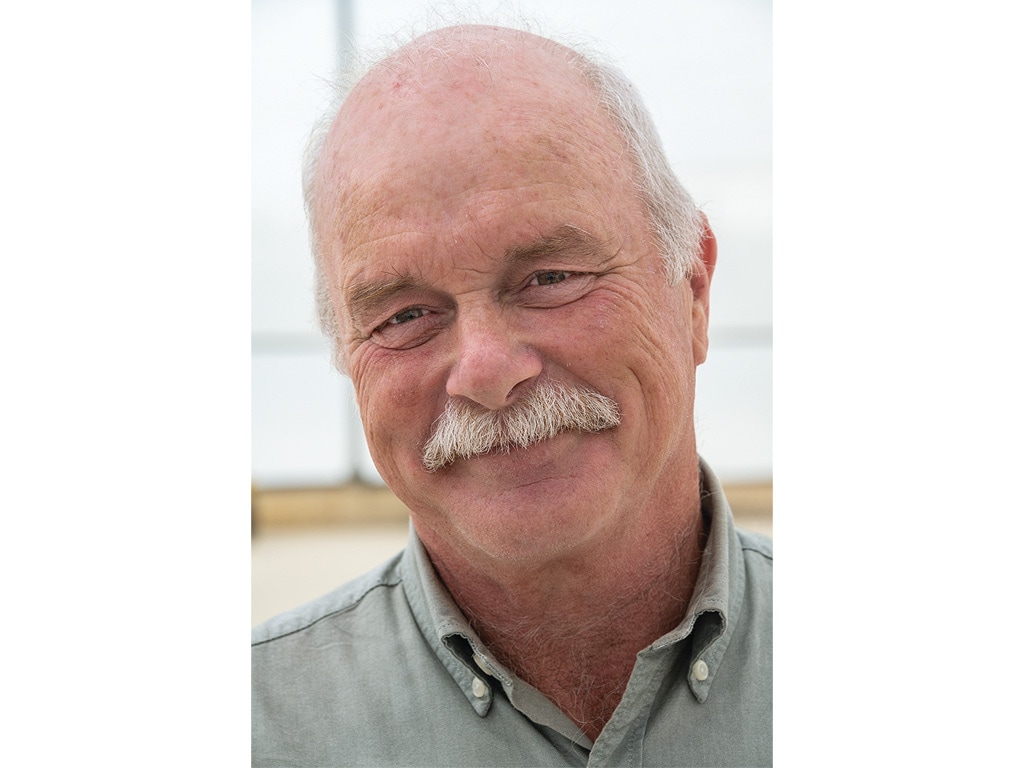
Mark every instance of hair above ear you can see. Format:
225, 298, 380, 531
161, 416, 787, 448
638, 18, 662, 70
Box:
692, 214, 718, 293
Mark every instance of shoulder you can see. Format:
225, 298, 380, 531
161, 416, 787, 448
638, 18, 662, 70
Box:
251, 550, 443, 765
737, 527, 772, 563
735, 527, 772, 621
251, 549, 406, 648
736, 527, 772, 591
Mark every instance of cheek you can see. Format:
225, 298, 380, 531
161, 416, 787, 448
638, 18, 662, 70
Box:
574, 289, 686, 365
355, 389, 424, 484
623, 286, 695, 367
351, 352, 442, 449
582, 292, 695, 411
358, 380, 415, 431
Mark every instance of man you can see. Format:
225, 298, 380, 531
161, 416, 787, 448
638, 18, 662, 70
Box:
252, 23, 772, 767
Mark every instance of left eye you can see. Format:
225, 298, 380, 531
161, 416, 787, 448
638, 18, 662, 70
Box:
531, 271, 570, 286
385, 307, 427, 325
519, 270, 596, 309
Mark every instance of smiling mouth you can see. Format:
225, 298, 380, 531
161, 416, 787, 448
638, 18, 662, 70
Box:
420, 383, 621, 472
426, 424, 615, 474
425, 430, 561, 472
471, 431, 568, 459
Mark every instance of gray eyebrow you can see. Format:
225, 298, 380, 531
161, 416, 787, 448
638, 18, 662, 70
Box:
345, 275, 416, 325
344, 224, 606, 325
503, 224, 603, 266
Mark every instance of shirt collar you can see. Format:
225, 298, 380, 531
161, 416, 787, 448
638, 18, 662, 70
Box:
399, 527, 498, 716
654, 457, 747, 702
399, 529, 594, 742
398, 457, 747, 713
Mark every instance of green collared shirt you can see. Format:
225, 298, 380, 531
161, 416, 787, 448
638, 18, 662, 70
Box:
252, 462, 772, 766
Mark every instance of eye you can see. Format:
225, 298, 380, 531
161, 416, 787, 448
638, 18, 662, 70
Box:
384, 307, 427, 325
531, 270, 570, 286
370, 306, 447, 350
519, 270, 596, 308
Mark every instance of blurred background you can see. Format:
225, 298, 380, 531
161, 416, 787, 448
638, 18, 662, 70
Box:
252, 0, 772, 625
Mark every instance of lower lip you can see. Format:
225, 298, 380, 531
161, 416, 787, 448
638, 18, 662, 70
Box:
449, 429, 589, 473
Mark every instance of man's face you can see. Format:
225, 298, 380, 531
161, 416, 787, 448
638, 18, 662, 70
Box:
316, 39, 712, 569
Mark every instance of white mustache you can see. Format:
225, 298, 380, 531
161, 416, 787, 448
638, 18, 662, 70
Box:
421, 382, 621, 472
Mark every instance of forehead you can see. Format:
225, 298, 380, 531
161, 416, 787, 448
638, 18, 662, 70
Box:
314, 30, 645, 290
333, 30, 607, 156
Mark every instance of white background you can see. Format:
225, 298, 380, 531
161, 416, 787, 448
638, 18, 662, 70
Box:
252, 0, 773, 486
6, 0, 1024, 764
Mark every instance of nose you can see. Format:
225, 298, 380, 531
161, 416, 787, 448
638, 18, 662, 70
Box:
445, 311, 542, 411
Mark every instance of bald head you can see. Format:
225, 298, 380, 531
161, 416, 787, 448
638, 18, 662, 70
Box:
316, 27, 629, 267
303, 25, 704, 365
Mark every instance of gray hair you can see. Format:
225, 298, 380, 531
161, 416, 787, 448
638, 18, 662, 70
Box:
302, 26, 705, 368
422, 380, 621, 472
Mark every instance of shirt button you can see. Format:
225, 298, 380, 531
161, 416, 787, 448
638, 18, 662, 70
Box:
472, 677, 488, 698
472, 653, 494, 676
693, 659, 709, 681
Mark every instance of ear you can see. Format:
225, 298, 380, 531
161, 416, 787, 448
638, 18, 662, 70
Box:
689, 214, 717, 366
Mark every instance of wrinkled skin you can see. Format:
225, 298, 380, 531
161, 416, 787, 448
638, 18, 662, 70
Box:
314, 28, 717, 582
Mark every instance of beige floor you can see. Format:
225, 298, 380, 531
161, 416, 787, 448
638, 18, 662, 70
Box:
252, 523, 409, 626
251, 485, 772, 627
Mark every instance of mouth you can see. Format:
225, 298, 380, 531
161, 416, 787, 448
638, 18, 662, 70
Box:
420, 383, 621, 472
422, 428, 559, 473
464, 430, 565, 460
424, 424, 614, 474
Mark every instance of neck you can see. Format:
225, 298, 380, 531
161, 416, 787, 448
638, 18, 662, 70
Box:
423, 497, 706, 741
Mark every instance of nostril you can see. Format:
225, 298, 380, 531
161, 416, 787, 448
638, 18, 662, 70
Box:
445, 340, 543, 412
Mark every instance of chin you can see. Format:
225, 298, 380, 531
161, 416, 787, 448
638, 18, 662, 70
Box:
394, 431, 628, 561
459, 512, 605, 565
439, 471, 622, 564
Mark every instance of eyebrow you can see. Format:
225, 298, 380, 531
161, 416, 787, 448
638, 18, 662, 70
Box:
344, 224, 608, 325
503, 224, 606, 267
345, 275, 417, 326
